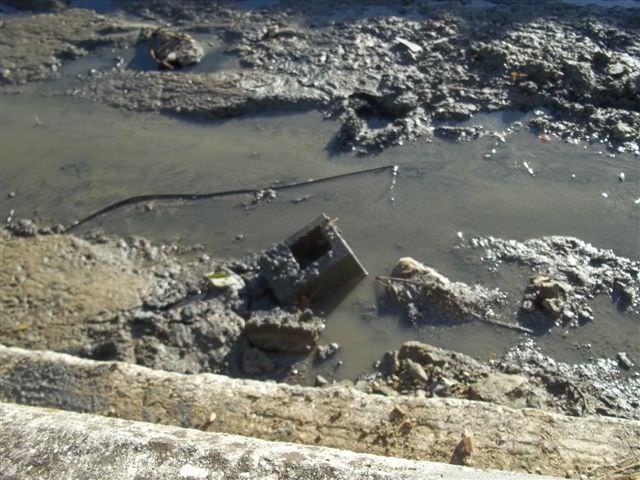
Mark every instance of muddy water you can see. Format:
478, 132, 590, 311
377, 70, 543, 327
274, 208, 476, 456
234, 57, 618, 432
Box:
1, 92, 638, 379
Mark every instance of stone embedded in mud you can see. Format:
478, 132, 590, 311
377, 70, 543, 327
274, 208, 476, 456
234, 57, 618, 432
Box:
610, 121, 635, 142
145, 27, 204, 69
562, 60, 595, 96
381, 257, 505, 327
372, 339, 640, 419
315, 342, 340, 363
468, 235, 640, 327
521, 275, 573, 324
374, 341, 489, 397
243, 308, 324, 354
7, 219, 38, 237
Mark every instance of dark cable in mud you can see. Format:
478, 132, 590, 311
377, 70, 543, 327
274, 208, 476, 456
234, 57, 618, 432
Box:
65, 164, 397, 232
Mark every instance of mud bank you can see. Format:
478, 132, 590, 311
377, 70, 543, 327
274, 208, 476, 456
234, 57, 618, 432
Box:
2, 227, 638, 420
2, 345, 639, 478
1, 0, 639, 153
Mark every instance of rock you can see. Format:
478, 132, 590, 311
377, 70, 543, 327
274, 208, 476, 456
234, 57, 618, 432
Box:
561, 61, 594, 95
467, 373, 529, 403
243, 308, 324, 354
522, 275, 573, 320
315, 375, 329, 387
616, 352, 634, 370
8, 219, 38, 237
316, 342, 340, 362
398, 341, 450, 367
382, 257, 505, 326
450, 430, 474, 466
400, 358, 430, 384
145, 27, 204, 69
610, 121, 635, 142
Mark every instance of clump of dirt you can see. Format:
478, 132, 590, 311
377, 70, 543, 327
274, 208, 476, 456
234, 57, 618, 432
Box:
0, 226, 332, 377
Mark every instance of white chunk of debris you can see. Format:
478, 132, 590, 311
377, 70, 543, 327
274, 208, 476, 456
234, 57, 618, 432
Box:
522, 161, 535, 176
618, 172, 625, 182
179, 464, 209, 479
602, 192, 609, 198
395, 37, 423, 53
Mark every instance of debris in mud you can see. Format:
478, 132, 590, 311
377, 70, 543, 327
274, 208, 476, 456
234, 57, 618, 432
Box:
315, 342, 340, 363
617, 352, 635, 370
204, 269, 246, 293
2, 1, 639, 153
6, 219, 38, 238
259, 214, 367, 306
144, 26, 204, 70
521, 275, 577, 329
465, 235, 640, 328
367, 339, 640, 420
0, 10, 139, 85
244, 308, 324, 354
378, 257, 509, 328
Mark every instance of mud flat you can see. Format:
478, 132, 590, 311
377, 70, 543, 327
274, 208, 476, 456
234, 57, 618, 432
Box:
1, 0, 639, 477
1, 0, 639, 153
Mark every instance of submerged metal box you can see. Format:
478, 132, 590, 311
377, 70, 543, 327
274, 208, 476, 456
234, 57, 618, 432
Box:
259, 214, 368, 305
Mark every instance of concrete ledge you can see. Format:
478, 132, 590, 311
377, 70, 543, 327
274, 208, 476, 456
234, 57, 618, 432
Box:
1, 345, 638, 478
0, 402, 559, 480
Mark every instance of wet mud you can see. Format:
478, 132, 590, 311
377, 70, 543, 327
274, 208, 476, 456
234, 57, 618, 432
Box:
0, 0, 639, 434
2, 0, 639, 154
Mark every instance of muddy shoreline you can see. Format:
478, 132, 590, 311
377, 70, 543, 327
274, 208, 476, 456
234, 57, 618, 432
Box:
1, 1, 639, 154
2, 225, 638, 420
1, 0, 639, 475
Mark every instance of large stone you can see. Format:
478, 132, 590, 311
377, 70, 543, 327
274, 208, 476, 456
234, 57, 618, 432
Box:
243, 308, 324, 353
521, 275, 573, 321
383, 257, 505, 326
145, 27, 204, 69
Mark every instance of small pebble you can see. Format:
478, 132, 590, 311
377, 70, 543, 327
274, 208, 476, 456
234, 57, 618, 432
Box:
601, 192, 608, 198
8, 191, 15, 198
235, 234, 245, 241
618, 172, 625, 182
617, 352, 634, 370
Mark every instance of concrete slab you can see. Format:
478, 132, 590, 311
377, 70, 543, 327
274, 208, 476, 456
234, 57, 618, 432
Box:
0, 402, 561, 480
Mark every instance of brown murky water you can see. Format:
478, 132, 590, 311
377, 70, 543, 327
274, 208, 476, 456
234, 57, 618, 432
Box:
1, 90, 638, 379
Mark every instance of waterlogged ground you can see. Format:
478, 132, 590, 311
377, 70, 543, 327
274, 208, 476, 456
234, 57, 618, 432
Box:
1, 92, 637, 378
